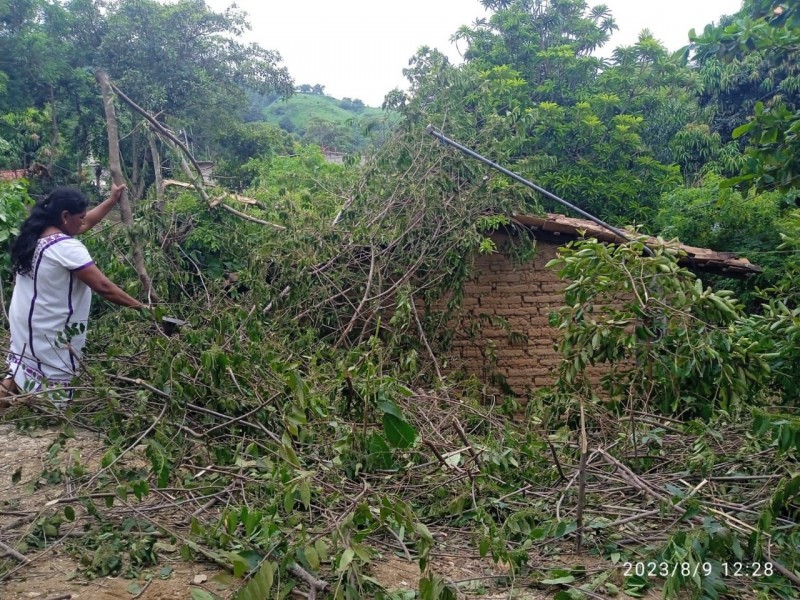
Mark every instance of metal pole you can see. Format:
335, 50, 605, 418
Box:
425, 125, 653, 256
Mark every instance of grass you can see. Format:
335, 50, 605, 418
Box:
260, 93, 386, 131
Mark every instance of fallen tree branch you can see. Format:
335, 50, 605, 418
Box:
0, 539, 29, 564
769, 557, 800, 589
218, 202, 285, 229
111, 82, 285, 230
95, 69, 157, 302
423, 438, 462, 473
164, 180, 258, 205
167, 179, 282, 225
110, 82, 204, 180
288, 563, 328, 600
79, 399, 168, 491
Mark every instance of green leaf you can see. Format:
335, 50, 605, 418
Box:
414, 522, 434, 542
298, 480, 311, 509
383, 413, 417, 448
247, 562, 274, 599
126, 582, 142, 596
132, 479, 150, 501
210, 572, 233, 590
64, 506, 75, 522
378, 399, 404, 420
732, 122, 753, 139
180, 544, 193, 561
11, 467, 21, 484
305, 546, 320, 570
190, 590, 216, 600
283, 489, 295, 514
367, 434, 393, 470
231, 553, 249, 578
337, 548, 355, 573
101, 448, 117, 468
238, 550, 264, 571
542, 575, 576, 585
314, 539, 329, 562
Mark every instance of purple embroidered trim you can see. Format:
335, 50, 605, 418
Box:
31, 233, 68, 269
66, 272, 75, 371
5, 355, 73, 398
28, 235, 69, 365
71, 261, 94, 272
6, 353, 45, 384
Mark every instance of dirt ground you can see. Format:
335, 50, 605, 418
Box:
0, 423, 232, 600
0, 555, 231, 600
0, 423, 661, 600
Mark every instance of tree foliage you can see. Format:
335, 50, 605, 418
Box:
0, 0, 292, 185
2, 0, 800, 597
690, 0, 800, 191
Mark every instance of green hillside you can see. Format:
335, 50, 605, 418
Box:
261, 93, 384, 129
252, 93, 395, 153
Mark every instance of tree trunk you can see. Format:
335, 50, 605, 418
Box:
131, 120, 139, 196
49, 85, 58, 183
95, 69, 158, 303
148, 131, 164, 212
135, 136, 148, 201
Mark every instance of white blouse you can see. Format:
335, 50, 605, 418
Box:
7, 233, 94, 394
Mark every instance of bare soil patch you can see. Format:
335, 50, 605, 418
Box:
0, 424, 230, 600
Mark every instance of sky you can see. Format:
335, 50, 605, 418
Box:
206, 0, 743, 107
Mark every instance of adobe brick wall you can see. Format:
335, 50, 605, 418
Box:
445, 232, 605, 395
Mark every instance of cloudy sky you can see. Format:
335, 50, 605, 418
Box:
207, 0, 743, 106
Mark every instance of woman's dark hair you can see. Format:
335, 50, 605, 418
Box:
10, 187, 89, 276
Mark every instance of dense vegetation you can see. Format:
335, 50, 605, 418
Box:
253, 91, 393, 154
0, 1, 799, 599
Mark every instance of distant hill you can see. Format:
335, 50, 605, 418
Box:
247, 92, 396, 154
261, 93, 384, 129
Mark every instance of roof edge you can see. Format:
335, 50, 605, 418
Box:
510, 213, 762, 275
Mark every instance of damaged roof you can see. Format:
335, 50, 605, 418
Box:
511, 213, 761, 275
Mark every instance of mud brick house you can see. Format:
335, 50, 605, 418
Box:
446, 213, 760, 395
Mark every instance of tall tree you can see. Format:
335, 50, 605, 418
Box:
392, 1, 686, 223
457, 0, 616, 104
690, 0, 800, 191
0, 0, 294, 189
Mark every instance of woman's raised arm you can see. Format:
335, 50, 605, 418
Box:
78, 183, 126, 234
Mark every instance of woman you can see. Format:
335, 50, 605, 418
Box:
2, 184, 147, 402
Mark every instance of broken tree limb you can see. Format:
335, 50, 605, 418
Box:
0, 540, 29, 564
148, 131, 164, 211
164, 180, 256, 205
109, 81, 205, 181
288, 562, 328, 600
219, 202, 286, 228
576, 398, 589, 553
110, 82, 285, 230
164, 138, 284, 229
95, 69, 157, 302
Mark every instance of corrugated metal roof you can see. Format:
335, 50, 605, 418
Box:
511, 213, 761, 274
